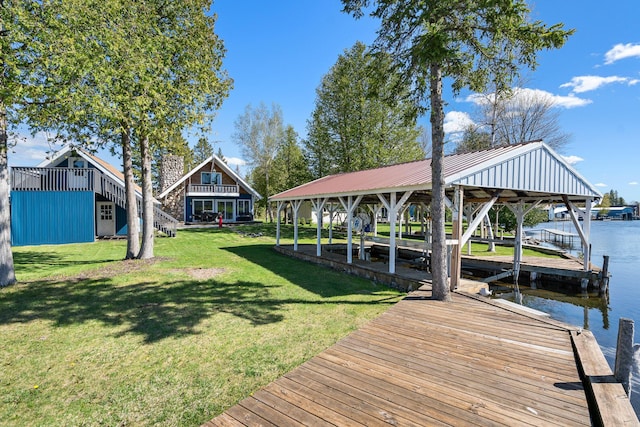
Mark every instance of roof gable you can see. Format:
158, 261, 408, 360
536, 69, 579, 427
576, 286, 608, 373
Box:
37, 144, 143, 197
157, 155, 262, 200
446, 142, 601, 198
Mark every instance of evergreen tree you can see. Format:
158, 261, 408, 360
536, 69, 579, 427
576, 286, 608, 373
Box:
305, 41, 424, 178
193, 137, 214, 165
342, 0, 573, 301
216, 146, 227, 164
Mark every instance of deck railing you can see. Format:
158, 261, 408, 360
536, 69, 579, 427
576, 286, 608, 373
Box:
11, 167, 97, 191
187, 184, 239, 194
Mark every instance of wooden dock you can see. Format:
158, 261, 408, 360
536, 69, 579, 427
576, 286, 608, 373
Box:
204, 285, 637, 426
462, 253, 599, 281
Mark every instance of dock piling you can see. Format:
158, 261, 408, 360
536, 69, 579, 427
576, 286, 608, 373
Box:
614, 317, 635, 396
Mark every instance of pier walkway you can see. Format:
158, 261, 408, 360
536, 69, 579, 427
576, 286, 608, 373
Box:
204, 247, 637, 426
205, 286, 636, 426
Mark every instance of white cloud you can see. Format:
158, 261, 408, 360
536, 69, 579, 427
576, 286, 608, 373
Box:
604, 43, 640, 64
560, 75, 637, 93
443, 111, 475, 134
225, 157, 246, 167
629, 181, 638, 186
595, 183, 608, 188
464, 87, 591, 109
561, 155, 583, 165
7, 132, 58, 166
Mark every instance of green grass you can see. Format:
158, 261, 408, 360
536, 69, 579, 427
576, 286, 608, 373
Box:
1, 225, 403, 426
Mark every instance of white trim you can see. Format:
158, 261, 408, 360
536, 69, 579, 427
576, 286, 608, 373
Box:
158, 155, 261, 200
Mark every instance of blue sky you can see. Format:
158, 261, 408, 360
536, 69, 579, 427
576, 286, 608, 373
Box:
9, 0, 640, 202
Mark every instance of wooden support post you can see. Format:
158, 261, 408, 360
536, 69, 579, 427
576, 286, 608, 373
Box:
338, 195, 363, 265
275, 201, 284, 246
600, 254, 610, 294
450, 186, 463, 290
327, 203, 335, 244
377, 191, 413, 275
614, 318, 635, 396
291, 200, 302, 252
311, 198, 327, 257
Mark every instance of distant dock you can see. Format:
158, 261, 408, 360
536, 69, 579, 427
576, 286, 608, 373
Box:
538, 227, 579, 247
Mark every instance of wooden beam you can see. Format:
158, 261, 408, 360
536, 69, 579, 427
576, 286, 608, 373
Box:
450, 186, 463, 290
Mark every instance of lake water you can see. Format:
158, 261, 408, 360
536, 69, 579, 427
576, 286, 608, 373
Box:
500, 220, 640, 413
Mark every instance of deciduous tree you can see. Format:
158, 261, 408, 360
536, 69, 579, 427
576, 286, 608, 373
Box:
233, 102, 284, 221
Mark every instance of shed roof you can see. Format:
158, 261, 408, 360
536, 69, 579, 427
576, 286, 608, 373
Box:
270, 141, 601, 204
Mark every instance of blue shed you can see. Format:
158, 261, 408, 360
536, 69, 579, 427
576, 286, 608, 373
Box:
10, 145, 177, 246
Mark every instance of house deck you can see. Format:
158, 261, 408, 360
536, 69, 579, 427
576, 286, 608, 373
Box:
205, 281, 637, 426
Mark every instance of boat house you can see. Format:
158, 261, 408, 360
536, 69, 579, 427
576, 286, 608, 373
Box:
270, 141, 603, 288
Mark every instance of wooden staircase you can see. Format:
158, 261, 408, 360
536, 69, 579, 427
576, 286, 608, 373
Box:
98, 173, 178, 237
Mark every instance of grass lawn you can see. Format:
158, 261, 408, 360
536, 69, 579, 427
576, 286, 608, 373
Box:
0, 225, 403, 426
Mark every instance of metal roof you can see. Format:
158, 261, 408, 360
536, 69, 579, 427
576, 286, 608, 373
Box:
270, 141, 601, 204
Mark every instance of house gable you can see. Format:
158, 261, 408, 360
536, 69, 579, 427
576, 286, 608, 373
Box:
157, 155, 261, 200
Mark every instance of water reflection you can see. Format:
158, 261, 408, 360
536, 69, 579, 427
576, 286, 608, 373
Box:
492, 281, 609, 330
504, 220, 640, 414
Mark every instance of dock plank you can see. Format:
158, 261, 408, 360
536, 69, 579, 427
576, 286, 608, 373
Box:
205, 288, 635, 426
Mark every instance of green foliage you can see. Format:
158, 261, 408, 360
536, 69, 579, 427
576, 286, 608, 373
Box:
600, 189, 625, 207
305, 41, 424, 178
193, 137, 215, 165
216, 147, 227, 164
455, 125, 492, 154
273, 125, 311, 193
488, 206, 548, 233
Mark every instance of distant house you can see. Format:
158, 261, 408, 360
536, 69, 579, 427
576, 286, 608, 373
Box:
157, 155, 261, 224
593, 206, 636, 220
10, 145, 178, 246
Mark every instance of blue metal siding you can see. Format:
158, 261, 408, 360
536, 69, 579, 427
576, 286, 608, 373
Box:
115, 204, 128, 235
11, 191, 95, 246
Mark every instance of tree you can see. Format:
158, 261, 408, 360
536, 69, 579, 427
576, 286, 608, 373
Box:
490, 88, 570, 149
455, 124, 492, 154
216, 146, 227, 164
193, 137, 214, 165
4, 0, 231, 261
488, 206, 548, 234
273, 125, 310, 194
342, 0, 573, 301
233, 102, 284, 221
305, 41, 424, 178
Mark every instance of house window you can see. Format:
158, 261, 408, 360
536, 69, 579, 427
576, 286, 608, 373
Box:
193, 199, 214, 218
201, 172, 221, 185
238, 200, 251, 216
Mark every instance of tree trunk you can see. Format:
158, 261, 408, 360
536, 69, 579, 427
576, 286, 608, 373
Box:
122, 126, 140, 259
137, 134, 154, 259
0, 105, 16, 286
429, 64, 451, 302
